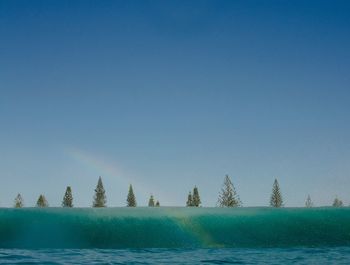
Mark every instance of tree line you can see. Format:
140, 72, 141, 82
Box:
11, 175, 345, 208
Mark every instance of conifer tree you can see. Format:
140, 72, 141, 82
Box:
192, 186, 201, 207
217, 175, 241, 207
332, 197, 343, 207
305, 195, 313, 207
36, 194, 48, 207
93, 176, 106, 207
14, 193, 24, 208
127, 184, 137, 207
148, 194, 155, 207
156, 200, 160, 207
186, 191, 193, 206
62, 186, 73, 207
270, 179, 283, 207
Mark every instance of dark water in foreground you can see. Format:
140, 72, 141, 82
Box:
1, 248, 350, 264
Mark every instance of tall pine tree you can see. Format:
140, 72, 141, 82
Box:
186, 191, 193, 206
93, 176, 106, 207
36, 194, 48, 207
148, 194, 155, 207
192, 186, 201, 207
14, 193, 24, 208
270, 179, 283, 207
127, 184, 137, 207
62, 186, 73, 207
305, 195, 313, 207
217, 175, 241, 207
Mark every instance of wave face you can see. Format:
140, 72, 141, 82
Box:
0, 207, 350, 248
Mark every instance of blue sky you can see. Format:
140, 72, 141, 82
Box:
0, 0, 350, 207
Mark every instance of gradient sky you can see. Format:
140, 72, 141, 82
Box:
1, 0, 350, 207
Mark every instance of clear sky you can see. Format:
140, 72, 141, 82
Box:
0, 0, 350, 207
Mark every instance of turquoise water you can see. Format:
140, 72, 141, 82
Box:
1, 207, 350, 248
1, 207, 350, 263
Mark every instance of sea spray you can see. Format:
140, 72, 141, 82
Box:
0, 207, 350, 248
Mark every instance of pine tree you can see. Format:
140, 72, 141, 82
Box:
14, 193, 24, 208
270, 179, 283, 207
36, 194, 48, 207
148, 195, 155, 207
305, 195, 313, 207
62, 186, 73, 207
186, 191, 193, 206
332, 197, 343, 207
192, 186, 201, 207
93, 176, 106, 207
217, 175, 241, 207
127, 184, 137, 207
156, 200, 160, 207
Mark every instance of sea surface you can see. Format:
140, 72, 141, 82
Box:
1, 248, 350, 264
0, 207, 350, 263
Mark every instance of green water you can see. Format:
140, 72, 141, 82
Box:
0, 207, 349, 248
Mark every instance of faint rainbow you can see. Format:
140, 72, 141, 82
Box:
166, 209, 220, 247
66, 147, 124, 180
64, 148, 214, 245
64, 147, 152, 199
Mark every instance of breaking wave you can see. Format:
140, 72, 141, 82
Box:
0, 207, 349, 248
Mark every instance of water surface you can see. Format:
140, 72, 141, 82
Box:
1, 248, 350, 264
